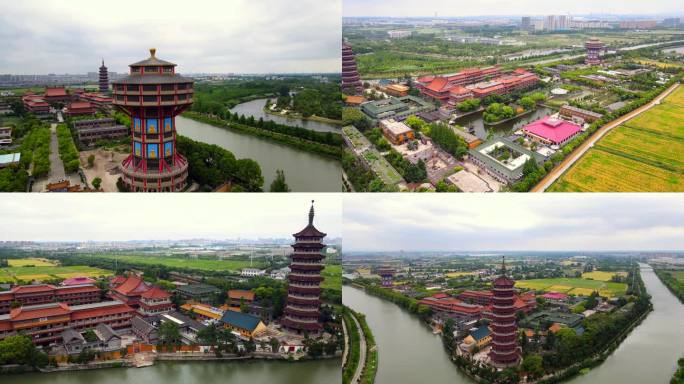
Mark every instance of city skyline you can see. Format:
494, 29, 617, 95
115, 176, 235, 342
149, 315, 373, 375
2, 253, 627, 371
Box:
343, 0, 684, 17
343, 194, 684, 252
0, 0, 341, 74
0, 195, 341, 241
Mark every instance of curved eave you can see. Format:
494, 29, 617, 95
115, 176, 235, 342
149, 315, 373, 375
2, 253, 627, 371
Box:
112, 74, 194, 85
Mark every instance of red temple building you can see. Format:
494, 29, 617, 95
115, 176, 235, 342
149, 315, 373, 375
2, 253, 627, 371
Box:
111, 48, 194, 192
43, 87, 70, 104
65, 101, 96, 117
342, 42, 363, 95
488, 258, 521, 368
22, 94, 50, 117
0, 284, 100, 315
0, 301, 134, 345
109, 275, 172, 317
99, 59, 109, 94
282, 201, 327, 333
585, 38, 604, 65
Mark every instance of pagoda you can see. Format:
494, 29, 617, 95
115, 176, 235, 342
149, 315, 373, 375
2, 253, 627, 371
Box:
282, 201, 327, 333
488, 257, 521, 368
585, 38, 604, 66
377, 266, 395, 287
99, 60, 109, 94
111, 49, 194, 192
342, 42, 363, 95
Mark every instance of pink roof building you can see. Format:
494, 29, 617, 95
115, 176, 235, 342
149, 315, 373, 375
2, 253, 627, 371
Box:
61, 277, 97, 286
542, 292, 569, 301
523, 116, 582, 147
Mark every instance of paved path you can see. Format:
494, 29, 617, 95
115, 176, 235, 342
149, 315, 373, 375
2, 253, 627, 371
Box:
47, 123, 66, 182
350, 311, 367, 384
532, 82, 681, 192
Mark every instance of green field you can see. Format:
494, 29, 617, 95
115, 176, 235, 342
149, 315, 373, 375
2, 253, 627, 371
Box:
0, 265, 112, 283
516, 277, 627, 297
582, 271, 628, 282
321, 264, 342, 291
94, 254, 265, 272
7, 258, 57, 267
550, 86, 684, 192
667, 270, 684, 282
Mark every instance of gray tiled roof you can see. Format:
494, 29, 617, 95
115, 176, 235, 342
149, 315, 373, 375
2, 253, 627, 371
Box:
112, 74, 194, 85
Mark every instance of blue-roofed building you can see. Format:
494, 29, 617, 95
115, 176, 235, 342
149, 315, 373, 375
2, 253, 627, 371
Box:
220, 310, 267, 339
459, 325, 492, 354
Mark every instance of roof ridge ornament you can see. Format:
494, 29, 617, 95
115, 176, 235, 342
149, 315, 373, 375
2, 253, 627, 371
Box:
501, 255, 506, 274
309, 200, 315, 225
150, 48, 156, 58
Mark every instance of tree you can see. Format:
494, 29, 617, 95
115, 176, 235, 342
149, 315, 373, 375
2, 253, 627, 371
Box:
269, 337, 280, 353
91, 177, 102, 190
269, 169, 291, 192
159, 321, 181, 346
521, 354, 544, 379
522, 158, 539, 177
87, 154, 95, 167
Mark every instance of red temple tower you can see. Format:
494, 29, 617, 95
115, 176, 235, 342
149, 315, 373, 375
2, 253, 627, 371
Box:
585, 38, 604, 66
488, 257, 521, 368
99, 59, 109, 94
377, 266, 395, 287
342, 42, 363, 95
282, 201, 327, 333
112, 49, 194, 192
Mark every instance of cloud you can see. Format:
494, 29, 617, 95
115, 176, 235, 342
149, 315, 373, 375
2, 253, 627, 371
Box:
343, 194, 684, 252
0, 194, 341, 241
0, 0, 341, 74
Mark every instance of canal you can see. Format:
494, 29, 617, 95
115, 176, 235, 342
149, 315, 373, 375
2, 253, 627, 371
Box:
566, 263, 684, 384
343, 262, 684, 384
2, 359, 340, 384
343, 285, 473, 384
176, 115, 342, 192
230, 98, 341, 133
454, 106, 553, 141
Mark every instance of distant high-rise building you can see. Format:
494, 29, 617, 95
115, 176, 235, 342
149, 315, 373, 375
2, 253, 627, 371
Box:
281, 201, 327, 333
545, 15, 556, 31
342, 42, 363, 95
585, 37, 605, 65
521, 17, 531, 31
558, 15, 569, 30
99, 60, 109, 94
488, 257, 521, 368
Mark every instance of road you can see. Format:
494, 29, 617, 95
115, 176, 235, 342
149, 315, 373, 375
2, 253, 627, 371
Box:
532, 82, 681, 192
350, 311, 367, 384
47, 122, 66, 182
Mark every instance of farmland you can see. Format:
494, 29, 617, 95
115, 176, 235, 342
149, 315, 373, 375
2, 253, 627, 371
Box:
321, 264, 342, 291
7, 258, 57, 267
0, 265, 112, 283
582, 271, 628, 281
550, 86, 684, 192
84, 254, 266, 273
515, 277, 628, 297
446, 271, 475, 278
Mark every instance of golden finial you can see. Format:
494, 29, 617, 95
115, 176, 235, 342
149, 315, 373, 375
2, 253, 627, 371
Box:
150, 48, 157, 58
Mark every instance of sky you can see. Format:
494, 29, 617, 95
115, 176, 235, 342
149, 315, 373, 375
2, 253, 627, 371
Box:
0, 194, 341, 242
343, 194, 684, 252
343, 0, 684, 18
0, 0, 341, 74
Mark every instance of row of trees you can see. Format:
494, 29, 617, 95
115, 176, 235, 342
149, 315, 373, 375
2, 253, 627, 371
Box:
654, 269, 684, 303
0, 335, 49, 368
56, 124, 80, 173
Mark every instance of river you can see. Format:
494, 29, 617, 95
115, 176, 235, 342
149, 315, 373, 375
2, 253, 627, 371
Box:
2, 359, 340, 384
230, 98, 340, 133
454, 106, 553, 140
566, 263, 684, 384
176, 115, 342, 192
343, 262, 684, 384
343, 285, 472, 384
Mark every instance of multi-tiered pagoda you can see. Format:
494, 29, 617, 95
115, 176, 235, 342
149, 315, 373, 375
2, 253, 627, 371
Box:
99, 60, 109, 94
585, 38, 604, 66
488, 257, 521, 368
377, 266, 395, 287
282, 201, 327, 333
342, 42, 363, 95
112, 49, 194, 192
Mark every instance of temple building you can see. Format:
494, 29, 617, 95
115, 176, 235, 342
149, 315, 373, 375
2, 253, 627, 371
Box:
281, 201, 327, 333
111, 48, 194, 192
488, 257, 521, 368
108, 275, 172, 317
0, 284, 100, 314
99, 60, 109, 94
342, 42, 363, 94
377, 266, 395, 287
585, 38, 604, 66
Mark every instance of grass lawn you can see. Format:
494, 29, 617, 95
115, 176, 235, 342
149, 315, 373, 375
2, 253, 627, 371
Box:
515, 277, 627, 297
7, 258, 58, 267
321, 264, 342, 291
0, 265, 112, 283
666, 270, 684, 282
582, 271, 628, 281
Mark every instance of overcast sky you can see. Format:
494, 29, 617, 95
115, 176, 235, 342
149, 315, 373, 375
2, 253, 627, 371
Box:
0, 0, 341, 74
343, 0, 683, 17
0, 194, 341, 242
343, 194, 684, 252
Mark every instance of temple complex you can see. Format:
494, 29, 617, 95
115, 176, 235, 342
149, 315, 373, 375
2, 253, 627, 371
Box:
281, 201, 327, 333
488, 257, 521, 368
111, 48, 194, 192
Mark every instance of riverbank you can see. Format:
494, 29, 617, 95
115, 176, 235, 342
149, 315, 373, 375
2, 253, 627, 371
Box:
263, 107, 343, 125
342, 306, 378, 384
653, 268, 684, 304
484, 108, 536, 127
183, 111, 342, 159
